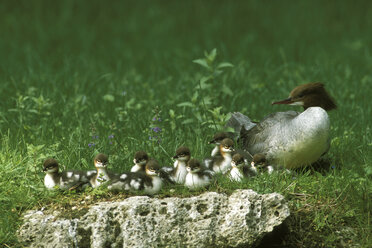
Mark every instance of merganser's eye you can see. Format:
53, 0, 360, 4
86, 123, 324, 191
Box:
297, 93, 305, 98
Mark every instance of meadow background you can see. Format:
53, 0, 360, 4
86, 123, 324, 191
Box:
0, 0, 371, 247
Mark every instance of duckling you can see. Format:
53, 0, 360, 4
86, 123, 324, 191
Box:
208, 132, 230, 157
251, 153, 274, 174
228, 153, 257, 182
43, 158, 96, 190
185, 158, 214, 190
108, 159, 163, 195
90, 153, 118, 188
131, 151, 149, 172
161, 146, 191, 184
204, 138, 235, 174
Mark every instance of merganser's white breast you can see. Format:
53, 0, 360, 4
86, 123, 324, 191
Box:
144, 176, 163, 195
185, 173, 211, 189
246, 107, 330, 169
44, 174, 58, 189
229, 167, 243, 182
171, 161, 188, 184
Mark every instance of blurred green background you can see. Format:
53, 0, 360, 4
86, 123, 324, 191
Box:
0, 0, 371, 247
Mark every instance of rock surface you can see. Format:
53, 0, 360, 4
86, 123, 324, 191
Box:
18, 189, 290, 248
225, 112, 256, 139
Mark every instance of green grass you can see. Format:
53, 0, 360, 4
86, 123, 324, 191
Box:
0, 0, 371, 247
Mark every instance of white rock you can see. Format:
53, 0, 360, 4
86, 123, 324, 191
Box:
17, 189, 290, 248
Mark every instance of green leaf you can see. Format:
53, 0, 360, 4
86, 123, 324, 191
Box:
177, 102, 194, 108
192, 58, 209, 69
103, 94, 115, 102
182, 118, 194, 125
199, 79, 211, 90
191, 91, 199, 103
194, 112, 202, 122
222, 84, 233, 96
169, 109, 175, 118
202, 96, 212, 105
217, 62, 234, 69
207, 48, 217, 62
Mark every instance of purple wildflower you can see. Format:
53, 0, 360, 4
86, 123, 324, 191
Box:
152, 117, 157, 121
108, 134, 114, 139
88, 143, 95, 147
151, 127, 161, 133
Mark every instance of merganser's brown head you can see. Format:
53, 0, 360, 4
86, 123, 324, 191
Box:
251, 153, 267, 168
133, 151, 149, 165
94, 153, 108, 169
272, 82, 336, 111
186, 158, 202, 173
145, 159, 161, 176
172, 146, 191, 162
43, 158, 59, 173
219, 138, 235, 154
231, 153, 245, 168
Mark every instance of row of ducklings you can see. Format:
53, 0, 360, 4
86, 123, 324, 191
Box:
43, 133, 272, 195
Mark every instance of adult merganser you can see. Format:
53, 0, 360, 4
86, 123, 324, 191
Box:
238, 82, 336, 169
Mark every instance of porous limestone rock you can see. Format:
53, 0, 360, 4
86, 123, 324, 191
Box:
18, 189, 290, 248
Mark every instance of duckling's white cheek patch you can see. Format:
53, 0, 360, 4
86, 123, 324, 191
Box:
44, 175, 56, 189
67, 172, 73, 177
87, 171, 95, 176
120, 174, 127, 179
